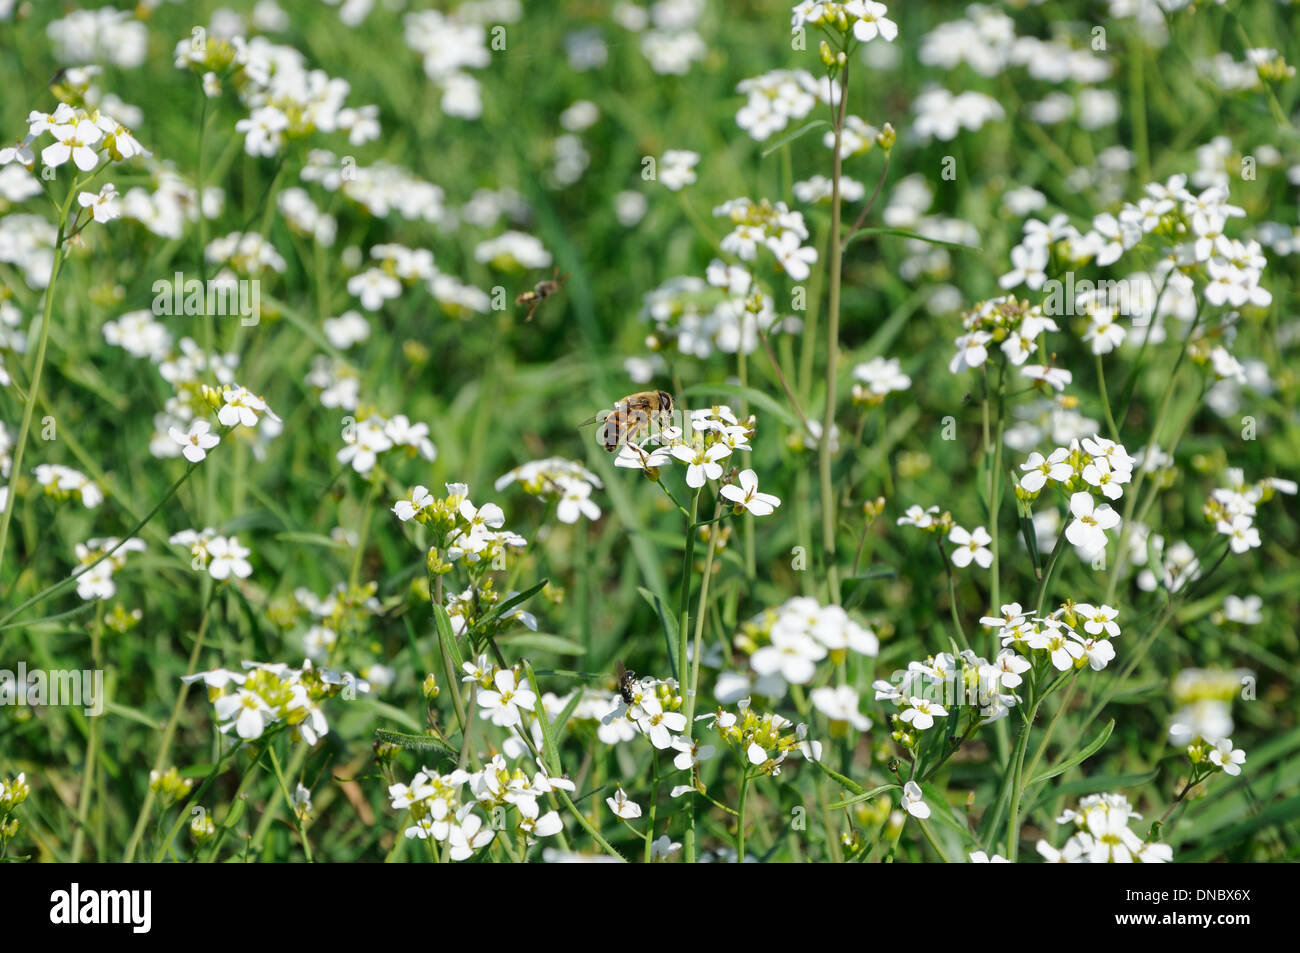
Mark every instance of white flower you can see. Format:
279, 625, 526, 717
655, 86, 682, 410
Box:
322, 311, 371, 349
77, 183, 121, 224
650, 834, 681, 860
899, 697, 947, 731
1083, 310, 1126, 355
1216, 514, 1260, 554
810, 684, 871, 731
1207, 738, 1245, 776
1022, 364, 1072, 391
853, 356, 911, 396
214, 688, 274, 739
849, 1, 898, 43
169, 420, 219, 463
606, 786, 642, 819
206, 535, 253, 580
897, 504, 939, 529
555, 477, 601, 523
42, 118, 102, 171
1222, 594, 1262, 625
338, 416, 393, 473
670, 442, 730, 488
1073, 603, 1120, 637
217, 385, 275, 429
720, 469, 781, 516
671, 737, 716, 770
347, 267, 402, 311
992, 649, 1032, 689
1075, 634, 1115, 671
751, 626, 827, 685
1039, 624, 1085, 671
949, 331, 992, 373
900, 780, 930, 819
392, 485, 435, 522
636, 695, 688, 748
766, 231, 818, 281
476, 668, 537, 728
1065, 492, 1120, 551
659, 150, 699, 191
448, 812, 495, 861
948, 525, 993, 569
1020, 449, 1073, 492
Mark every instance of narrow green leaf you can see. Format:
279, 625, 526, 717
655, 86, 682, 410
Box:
374, 728, 458, 761
760, 119, 830, 157
827, 783, 897, 809
521, 660, 562, 776
1029, 718, 1115, 786
103, 701, 160, 730
433, 603, 465, 675
469, 578, 549, 638
496, 632, 587, 655
812, 759, 866, 796
844, 226, 980, 252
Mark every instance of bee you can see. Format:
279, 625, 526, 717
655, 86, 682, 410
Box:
582, 391, 675, 452
615, 660, 637, 705
516, 268, 569, 321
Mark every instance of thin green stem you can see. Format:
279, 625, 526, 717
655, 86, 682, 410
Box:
267, 744, 313, 862
123, 585, 216, 861
0, 183, 76, 586
820, 59, 850, 605
1096, 354, 1120, 441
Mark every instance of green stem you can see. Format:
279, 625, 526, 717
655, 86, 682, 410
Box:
676, 488, 700, 862
820, 59, 850, 605
1, 462, 201, 630
248, 739, 308, 853
737, 772, 750, 863
123, 585, 215, 861
0, 183, 76, 586
72, 610, 103, 860
1096, 354, 1120, 441
267, 743, 313, 862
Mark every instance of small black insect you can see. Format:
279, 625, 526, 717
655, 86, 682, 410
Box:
615, 660, 636, 705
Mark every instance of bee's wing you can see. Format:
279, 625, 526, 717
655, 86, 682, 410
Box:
575, 411, 610, 428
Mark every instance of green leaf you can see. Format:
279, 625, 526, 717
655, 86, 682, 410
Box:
272, 531, 350, 550
433, 603, 465, 675
760, 119, 830, 157
844, 226, 980, 252
827, 783, 897, 809
374, 729, 458, 761
103, 701, 160, 730
469, 578, 549, 638
812, 759, 866, 796
1029, 718, 1115, 786
521, 660, 562, 776
496, 632, 587, 655
356, 698, 424, 732
1027, 770, 1159, 814
1179, 793, 1300, 861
